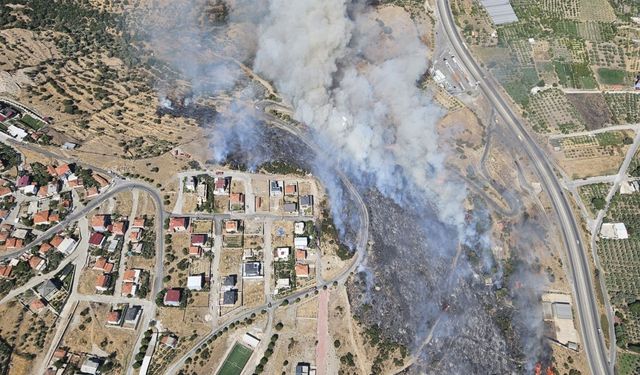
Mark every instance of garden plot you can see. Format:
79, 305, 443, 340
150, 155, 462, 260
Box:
541, 0, 579, 18
605, 93, 640, 124
587, 42, 627, 70
578, 0, 616, 22
618, 352, 640, 375
553, 60, 597, 89
535, 61, 558, 86
597, 239, 640, 343
551, 131, 631, 178
619, 28, 640, 72
525, 89, 585, 133
508, 39, 535, 66
606, 191, 640, 239
578, 183, 611, 216
597, 68, 630, 86
531, 40, 552, 61
577, 22, 616, 42
550, 39, 573, 61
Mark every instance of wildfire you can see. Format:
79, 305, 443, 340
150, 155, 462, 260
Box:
534, 362, 554, 375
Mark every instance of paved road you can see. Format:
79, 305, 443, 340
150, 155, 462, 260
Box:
436, 1, 611, 374
0, 181, 163, 260
163, 102, 370, 375
548, 123, 640, 140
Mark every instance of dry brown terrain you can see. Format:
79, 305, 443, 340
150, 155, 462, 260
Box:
63, 302, 136, 372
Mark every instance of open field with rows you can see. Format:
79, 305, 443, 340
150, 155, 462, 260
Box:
525, 89, 585, 133
578, 183, 611, 216
605, 93, 640, 124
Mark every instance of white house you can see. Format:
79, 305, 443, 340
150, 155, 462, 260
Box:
294, 237, 308, 249
187, 274, 205, 291
600, 223, 629, 239
57, 237, 77, 254
276, 247, 290, 260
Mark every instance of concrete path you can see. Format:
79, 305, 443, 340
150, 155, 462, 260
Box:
316, 289, 329, 375
115, 189, 139, 296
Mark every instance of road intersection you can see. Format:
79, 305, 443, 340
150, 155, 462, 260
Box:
436, 0, 612, 373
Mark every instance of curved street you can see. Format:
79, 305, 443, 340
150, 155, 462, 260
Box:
435, 0, 611, 374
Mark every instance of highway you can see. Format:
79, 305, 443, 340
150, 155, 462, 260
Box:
436, 1, 611, 374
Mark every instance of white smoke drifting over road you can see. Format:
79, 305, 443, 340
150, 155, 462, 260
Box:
254, 0, 466, 230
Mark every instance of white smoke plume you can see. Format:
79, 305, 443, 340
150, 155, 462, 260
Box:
253, 0, 467, 230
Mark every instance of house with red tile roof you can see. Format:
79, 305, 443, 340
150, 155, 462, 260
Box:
29, 298, 46, 313
106, 310, 122, 325
123, 269, 141, 283
0, 186, 12, 198
68, 177, 84, 189
0, 265, 12, 278
230, 193, 244, 205
122, 282, 137, 296
132, 217, 145, 228
6, 237, 22, 249
95, 274, 111, 292
46, 165, 57, 177
93, 173, 109, 188
213, 177, 229, 195
93, 257, 114, 273
50, 235, 64, 248
112, 221, 127, 236
295, 249, 307, 261
189, 246, 203, 257
190, 234, 207, 247
163, 288, 182, 307
169, 217, 188, 232
86, 186, 99, 198
16, 175, 30, 188
52, 348, 67, 360
39, 243, 54, 256
130, 228, 143, 242
91, 215, 109, 232
33, 210, 50, 225
284, 183, 297, 195
295, 264, 309, 278
224, 220, 238, 233
28, 256, 46, 271
89, 232, 105, 247
54, 164, 71, 177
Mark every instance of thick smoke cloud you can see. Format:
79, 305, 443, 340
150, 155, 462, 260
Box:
134, 0, 550, 371
254, 0, 466, 229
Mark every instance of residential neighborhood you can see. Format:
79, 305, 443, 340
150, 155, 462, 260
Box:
0, 133, 334, 375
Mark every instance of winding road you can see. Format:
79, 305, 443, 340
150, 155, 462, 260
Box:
163, 102, 370, 374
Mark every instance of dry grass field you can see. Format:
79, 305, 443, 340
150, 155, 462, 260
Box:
64, 302, 136, 372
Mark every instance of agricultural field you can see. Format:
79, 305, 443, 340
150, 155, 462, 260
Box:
605, 93, 640, 124
618, 352, 640, 375
578, 183, 611, 216
597, 67, 629, 85
550, 131, 631, 178
525, 89, 585, 133
455, 0, 640, 135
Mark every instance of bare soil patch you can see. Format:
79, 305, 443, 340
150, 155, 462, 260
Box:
566, 93, 614, 130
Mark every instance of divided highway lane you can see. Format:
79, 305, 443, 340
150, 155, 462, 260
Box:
435, 1, 610, 374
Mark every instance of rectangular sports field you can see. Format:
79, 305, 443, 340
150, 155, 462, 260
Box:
217, 342, 253, 375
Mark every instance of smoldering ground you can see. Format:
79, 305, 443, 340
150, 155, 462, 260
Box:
130, 0, 553, 372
